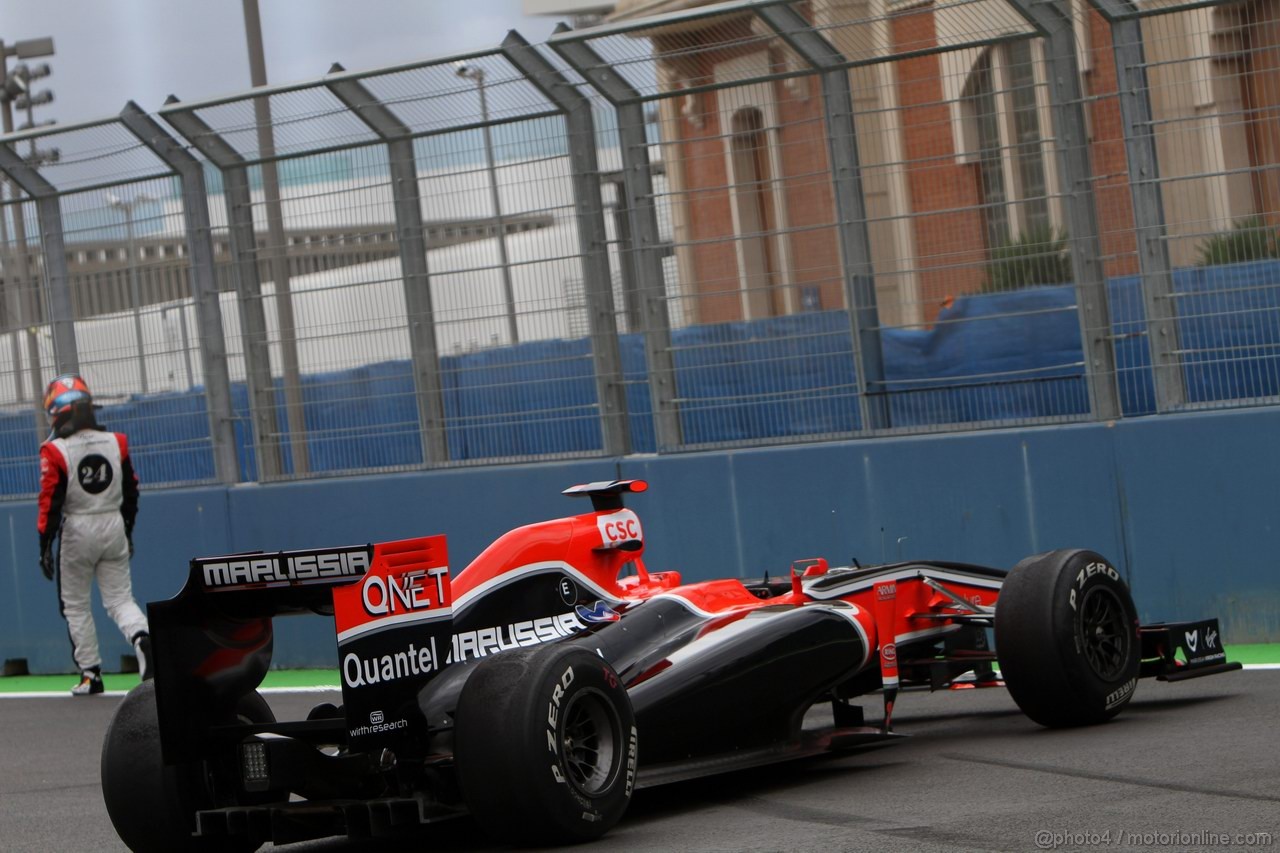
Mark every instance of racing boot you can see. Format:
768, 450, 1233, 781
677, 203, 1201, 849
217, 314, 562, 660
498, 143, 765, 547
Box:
71, 668, 104, 696
132, 632, 154, 682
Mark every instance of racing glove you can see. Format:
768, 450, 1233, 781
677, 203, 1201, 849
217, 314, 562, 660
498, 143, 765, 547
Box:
39, 544, 54, 581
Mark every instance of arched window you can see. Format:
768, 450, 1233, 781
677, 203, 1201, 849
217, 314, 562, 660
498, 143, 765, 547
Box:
961, 42, 1051, 251
962, 51, 1010, 250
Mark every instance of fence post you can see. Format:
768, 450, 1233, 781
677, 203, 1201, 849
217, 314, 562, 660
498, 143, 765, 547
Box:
502, 31, 632, 456
119, 102, 241, 484
324, 67, 450, 465
163, 105, 285, 479
0, 191, 26, 401
0, 189, 46, 438
1087, 0, 1187, 411
0, 145, 78, 381
1005, 0, 1122, 420
549, 30, 682, 451
756, 3, 890, 432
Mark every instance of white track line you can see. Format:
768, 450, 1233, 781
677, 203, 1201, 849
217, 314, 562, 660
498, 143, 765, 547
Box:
1, 665, 1275, 699
0, 685, 343, 699
0, 690, 131, 699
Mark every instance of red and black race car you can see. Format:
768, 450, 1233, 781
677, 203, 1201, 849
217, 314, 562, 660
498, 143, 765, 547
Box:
101, 480, 1241, 851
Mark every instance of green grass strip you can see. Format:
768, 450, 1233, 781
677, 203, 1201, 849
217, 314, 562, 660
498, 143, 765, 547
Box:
0, 673, 147, 693
1227, 643, 1280, 665
0, 669, 341, 694
2, 643, 1277, 694
262, 669, 341, 690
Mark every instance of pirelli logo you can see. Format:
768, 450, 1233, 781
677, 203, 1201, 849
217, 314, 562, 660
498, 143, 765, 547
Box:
198, 547, 372, 590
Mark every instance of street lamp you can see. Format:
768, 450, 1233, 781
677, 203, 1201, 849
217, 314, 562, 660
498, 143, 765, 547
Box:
455, 62, 519, 344
106, 192, 155, 394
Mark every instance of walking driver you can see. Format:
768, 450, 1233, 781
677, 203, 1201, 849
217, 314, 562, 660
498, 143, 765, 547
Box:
37, 374, 152, 695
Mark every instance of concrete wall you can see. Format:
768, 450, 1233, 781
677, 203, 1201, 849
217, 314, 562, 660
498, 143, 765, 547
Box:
3, 407, 1277, 673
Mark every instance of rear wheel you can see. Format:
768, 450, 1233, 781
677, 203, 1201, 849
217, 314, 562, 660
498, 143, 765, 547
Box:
454, 643, 637, 845
100, 682, 275, 852
995, 549, 1140, 727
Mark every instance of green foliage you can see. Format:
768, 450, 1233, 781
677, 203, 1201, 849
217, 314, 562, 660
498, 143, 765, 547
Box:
983, 225, 1073, 293
1196, 216, 1280, 267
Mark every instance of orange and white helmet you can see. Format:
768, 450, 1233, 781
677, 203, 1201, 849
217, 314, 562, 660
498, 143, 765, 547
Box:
43, 373, 93, 422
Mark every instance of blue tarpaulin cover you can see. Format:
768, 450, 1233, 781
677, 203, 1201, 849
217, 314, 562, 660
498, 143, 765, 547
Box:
2, 261, 1276, 493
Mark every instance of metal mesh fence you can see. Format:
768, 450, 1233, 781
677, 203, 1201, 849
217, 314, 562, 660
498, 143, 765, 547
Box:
1, 0, 1277, 497
0, 117, 230, 491
61, 177, 215, 486
0, 190, 48, 493
559, 9, 868, 447
862, 9, 1096, 428
1130, 1, 1280, 407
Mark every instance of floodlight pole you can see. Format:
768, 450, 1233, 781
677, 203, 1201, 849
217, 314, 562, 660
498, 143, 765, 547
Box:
243, 0, 310, 475
0, 37, 52, 416
0, 40, 21, 405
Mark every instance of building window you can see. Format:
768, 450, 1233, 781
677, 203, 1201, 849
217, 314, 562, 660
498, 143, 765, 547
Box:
961, 43, 1051, 251
1006, 41, 1050, 235
730, 106, 783, 319
963, 52, 1009, 250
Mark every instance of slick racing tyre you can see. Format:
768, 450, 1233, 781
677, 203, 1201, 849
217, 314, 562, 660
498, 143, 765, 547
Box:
101, 681, 276, 852
455, 642, 638, 845
995, 549, 1140, 728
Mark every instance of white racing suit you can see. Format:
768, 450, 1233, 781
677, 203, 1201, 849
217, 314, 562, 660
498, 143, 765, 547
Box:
37, 427, 147, 673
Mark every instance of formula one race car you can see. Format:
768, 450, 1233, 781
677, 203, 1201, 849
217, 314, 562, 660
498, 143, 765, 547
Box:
101, 480, 1241, 851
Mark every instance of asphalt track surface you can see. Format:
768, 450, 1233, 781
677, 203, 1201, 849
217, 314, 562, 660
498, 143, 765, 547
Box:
3, 671, 1278, 852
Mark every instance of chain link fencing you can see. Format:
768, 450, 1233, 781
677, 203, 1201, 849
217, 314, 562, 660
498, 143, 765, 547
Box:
1, 0, 1276, 496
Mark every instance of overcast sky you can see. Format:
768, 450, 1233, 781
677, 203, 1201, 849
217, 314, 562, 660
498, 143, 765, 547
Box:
0, 0, 567, 126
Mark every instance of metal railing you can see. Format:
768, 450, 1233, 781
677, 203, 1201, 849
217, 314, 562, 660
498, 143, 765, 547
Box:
1, 0, 1276, 495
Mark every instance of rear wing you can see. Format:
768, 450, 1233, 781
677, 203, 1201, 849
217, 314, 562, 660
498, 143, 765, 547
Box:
192, 545, 373, 593
149, 537, 451, 762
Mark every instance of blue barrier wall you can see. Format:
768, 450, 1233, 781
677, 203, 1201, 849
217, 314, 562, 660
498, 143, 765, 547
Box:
5, 259, 1278, 493
2, 407, 1277, 673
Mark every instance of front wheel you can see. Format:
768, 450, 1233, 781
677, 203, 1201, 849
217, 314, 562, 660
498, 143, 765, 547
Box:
995, 549, 1140, 727
454, 643, 638, 845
